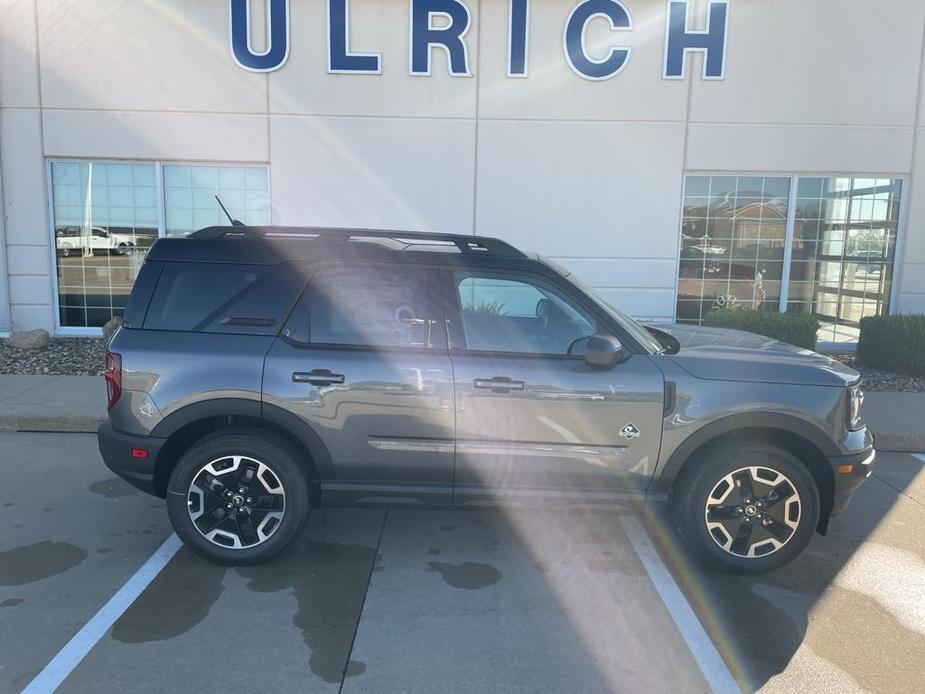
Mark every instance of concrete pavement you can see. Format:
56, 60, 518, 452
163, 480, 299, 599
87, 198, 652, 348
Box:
2, 432, 924, 692
0, 374, 922, 451
858, 391, 925, 452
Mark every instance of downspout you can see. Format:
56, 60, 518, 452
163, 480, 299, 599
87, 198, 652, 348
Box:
0, 138, 12, 335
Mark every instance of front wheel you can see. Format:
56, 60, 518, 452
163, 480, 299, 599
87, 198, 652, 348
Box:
673, 442, 820, 573
167, 429, 310, 565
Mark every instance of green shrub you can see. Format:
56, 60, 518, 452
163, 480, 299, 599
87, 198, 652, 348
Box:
857, 314, 925, 376
704, 309, 820, 351
463, 300, 507, 315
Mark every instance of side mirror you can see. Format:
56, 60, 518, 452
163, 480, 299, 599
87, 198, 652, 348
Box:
584, 334, 625, 369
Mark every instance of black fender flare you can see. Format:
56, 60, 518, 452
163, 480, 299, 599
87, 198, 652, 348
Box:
650, 411, 838, 493
150, 398, 335, 481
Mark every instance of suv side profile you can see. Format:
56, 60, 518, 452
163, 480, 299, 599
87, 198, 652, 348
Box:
99, 227, 875, 572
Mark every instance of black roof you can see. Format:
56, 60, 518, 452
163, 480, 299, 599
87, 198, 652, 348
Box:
145, 226, 529, 265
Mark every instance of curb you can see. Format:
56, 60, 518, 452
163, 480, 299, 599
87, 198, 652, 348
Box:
872, 433, 925, 454
0, 417, 922, 454
0, 416, 102, 434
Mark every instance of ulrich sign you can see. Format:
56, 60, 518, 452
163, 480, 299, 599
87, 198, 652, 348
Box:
229, 0, 729, 81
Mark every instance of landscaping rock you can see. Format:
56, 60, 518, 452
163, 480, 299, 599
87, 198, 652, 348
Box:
7, 329, 51, 350
830, 353, 925, 393
1, 337, 105, 375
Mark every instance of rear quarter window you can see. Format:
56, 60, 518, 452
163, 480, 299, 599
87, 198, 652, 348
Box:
143, 262, 305, 335
121, 261, 163, 329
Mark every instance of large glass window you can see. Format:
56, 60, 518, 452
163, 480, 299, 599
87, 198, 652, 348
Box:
52, 162, 158, 328
676, 174, 904, 345
164, 165, 269, 237
676, 175, 792, 325
787, 178, 902, 344
50, 161, 270, 329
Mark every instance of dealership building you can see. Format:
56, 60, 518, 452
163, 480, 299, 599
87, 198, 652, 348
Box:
1, 0, 924, 347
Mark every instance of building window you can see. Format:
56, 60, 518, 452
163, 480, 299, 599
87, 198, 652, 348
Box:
164, 165, 269, 237
676, 174, 903, 345
787, 178, 902, 344
677, 176, 792, 324
50, 161, 270, 329
51, 162, 159, 329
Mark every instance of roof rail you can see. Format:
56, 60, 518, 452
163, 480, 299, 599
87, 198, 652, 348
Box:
188, 226, 526, 257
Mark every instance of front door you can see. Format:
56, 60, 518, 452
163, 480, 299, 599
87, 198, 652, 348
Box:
263, 263, 454, 504
444, 268, 664, 503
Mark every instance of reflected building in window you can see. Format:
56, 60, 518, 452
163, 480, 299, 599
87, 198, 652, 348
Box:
676, 175, 903, 346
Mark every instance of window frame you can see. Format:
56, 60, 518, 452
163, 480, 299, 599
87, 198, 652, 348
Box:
674, 172, 909, 350
441, 266, 608, 360
46, 158, 271, 336
280, 262, 449, 354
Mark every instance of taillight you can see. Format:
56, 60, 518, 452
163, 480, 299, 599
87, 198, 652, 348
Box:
104, 352, 122, 410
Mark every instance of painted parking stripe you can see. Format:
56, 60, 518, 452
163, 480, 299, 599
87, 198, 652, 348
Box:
620, 516, 740, 694
914, 454, 925, 463
22, 534, 183, 694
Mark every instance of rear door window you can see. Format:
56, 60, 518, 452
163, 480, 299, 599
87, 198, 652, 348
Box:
283, 264, 446, 349
144, 262, 305, 335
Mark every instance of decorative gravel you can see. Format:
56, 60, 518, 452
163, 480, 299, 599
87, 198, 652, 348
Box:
2, 337, 923, 392
0, 338, 106, 376
829, 353, 925, 393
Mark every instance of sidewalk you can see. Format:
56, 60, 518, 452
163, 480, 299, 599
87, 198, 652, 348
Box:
0, 375, 105, 433
0, 375, 922, 452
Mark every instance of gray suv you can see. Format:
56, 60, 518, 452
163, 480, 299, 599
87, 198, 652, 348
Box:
99, 227, 875, 572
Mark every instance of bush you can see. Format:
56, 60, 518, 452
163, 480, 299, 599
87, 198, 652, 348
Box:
857, 314, 925, 377
703, 309, 820, 351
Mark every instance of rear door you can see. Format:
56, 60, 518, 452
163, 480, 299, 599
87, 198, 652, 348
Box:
444, 267, 665, 503
263, 262, 455, 504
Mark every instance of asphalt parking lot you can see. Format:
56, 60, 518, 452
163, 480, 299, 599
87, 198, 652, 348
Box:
1, 432, 924, 693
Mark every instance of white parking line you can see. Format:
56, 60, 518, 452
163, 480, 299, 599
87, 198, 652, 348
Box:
620, 516, 740, 694
913, 454, 925, 463
22, 534, 183, 694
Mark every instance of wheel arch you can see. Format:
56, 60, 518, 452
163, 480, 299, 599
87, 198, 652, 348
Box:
654, 413, 836, 533
149, 399, 332, 501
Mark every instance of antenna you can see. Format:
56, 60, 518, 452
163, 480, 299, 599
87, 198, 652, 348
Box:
215, 195, 246, 227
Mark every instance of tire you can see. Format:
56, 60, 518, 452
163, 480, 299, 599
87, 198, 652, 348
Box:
166, 429, 311, 565
673, 442, 820, 573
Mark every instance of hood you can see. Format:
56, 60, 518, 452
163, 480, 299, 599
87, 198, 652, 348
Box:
650, 323, 860, 387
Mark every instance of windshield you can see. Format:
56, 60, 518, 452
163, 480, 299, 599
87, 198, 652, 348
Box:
539, 257, 666, 353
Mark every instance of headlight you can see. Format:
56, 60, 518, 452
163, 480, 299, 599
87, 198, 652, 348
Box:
847, 385, 865, 431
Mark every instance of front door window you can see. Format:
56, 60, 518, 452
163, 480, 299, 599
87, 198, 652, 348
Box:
451, 272, 597, 355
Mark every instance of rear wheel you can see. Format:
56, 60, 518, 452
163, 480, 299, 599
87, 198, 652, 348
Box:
673, 442, 820, 573
167, 429, 310, 565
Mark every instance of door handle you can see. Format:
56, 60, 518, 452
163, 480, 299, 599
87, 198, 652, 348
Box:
474, 377, 526, 392
293, 369, 346, 386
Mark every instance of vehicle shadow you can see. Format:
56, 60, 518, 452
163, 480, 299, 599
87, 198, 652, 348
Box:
643, 452, 925, 692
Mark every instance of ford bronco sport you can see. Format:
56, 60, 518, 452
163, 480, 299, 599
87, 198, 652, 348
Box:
99, 227, 874, 572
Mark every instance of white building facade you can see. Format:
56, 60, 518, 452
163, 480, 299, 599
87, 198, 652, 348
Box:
1, 0, 924, 347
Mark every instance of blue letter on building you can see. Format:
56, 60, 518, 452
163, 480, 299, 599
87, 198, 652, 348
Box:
229, 0, 290, 72
563, 0, 632, 81
409, 0, 472, 76
508, 0, 530, 77
664, 0, 728, 80
328, 0, 381, 73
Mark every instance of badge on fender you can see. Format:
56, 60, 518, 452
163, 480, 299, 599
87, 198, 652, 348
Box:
620, 422, 641, 440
